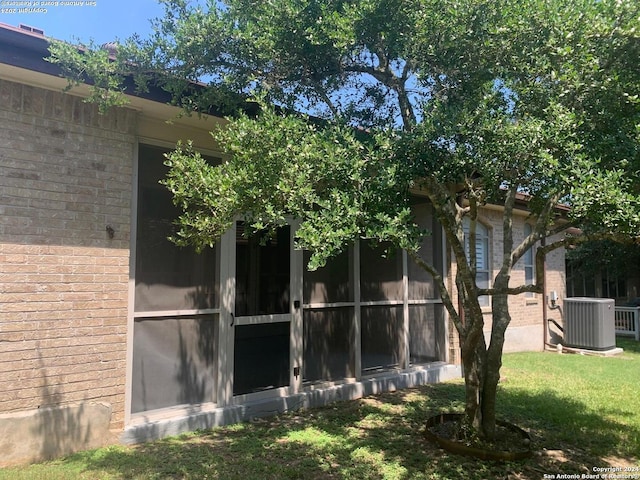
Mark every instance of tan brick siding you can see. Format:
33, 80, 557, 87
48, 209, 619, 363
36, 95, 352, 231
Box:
544, 236, 566, 342
0, 79, 135, 431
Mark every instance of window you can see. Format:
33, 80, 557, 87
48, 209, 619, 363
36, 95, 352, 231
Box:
523, 224, 535, 298
463, 219, 490, 307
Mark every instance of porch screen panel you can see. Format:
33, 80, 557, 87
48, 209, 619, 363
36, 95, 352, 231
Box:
409, 304, 445, 364
303, 250, 351, 304
361, 306, 403, 373
135, 145, 217, 312
233, 322, 290, 395
360, 242, 403, 302
235, 223, 290, 317
408, 202, 442, 300
303, 308, 354, 382
131, 315, 218, 413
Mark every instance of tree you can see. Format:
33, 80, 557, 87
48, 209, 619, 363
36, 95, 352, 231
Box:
50, 0, 640, 440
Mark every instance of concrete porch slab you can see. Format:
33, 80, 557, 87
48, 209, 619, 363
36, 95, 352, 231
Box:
549, 344, 625, 357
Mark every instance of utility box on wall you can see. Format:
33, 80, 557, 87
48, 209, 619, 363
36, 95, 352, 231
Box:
564, 297, 616, 351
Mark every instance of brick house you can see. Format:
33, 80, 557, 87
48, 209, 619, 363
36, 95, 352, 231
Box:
0, 23, 566, 465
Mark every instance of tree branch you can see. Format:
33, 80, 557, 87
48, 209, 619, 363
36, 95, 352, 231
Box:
344, 64, 391, 86
394, 61, 417, 130
499, 186, 516, 275
510, 193, 563, 265
408, 250, 462, 333
344, 62, 416, 130
478, 284, 543, 296
314, 86, 340, 118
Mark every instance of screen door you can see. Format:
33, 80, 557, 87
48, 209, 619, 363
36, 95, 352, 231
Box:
233, 222, 292, 396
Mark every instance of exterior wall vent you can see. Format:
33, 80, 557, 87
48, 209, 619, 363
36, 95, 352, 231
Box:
564, 297, 615, 350
18, 24, 44, 36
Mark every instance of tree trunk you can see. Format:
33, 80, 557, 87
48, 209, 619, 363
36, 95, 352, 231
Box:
458, 302, 488, 438
458, 292, 511, 441
461, 334, 486, 433
480, 291, 511, 440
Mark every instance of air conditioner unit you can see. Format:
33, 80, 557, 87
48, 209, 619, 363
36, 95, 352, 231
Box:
564, 298, 615, 351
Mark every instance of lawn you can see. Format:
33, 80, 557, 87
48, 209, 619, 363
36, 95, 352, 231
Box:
2, 337, 639, 480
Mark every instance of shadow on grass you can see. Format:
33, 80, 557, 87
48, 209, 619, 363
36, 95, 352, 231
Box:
617, 336, 640, 355
63, 380, 639, 480
498, 387, 640, 457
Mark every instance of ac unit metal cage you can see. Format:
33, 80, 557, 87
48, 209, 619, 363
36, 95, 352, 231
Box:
564, 297, 615, 351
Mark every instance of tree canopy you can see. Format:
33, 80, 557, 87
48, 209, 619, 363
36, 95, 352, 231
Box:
50, 0, 640, 439
51, 0, 640, 237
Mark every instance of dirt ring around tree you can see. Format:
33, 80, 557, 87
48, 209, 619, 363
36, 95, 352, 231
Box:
424, 413, 534, 461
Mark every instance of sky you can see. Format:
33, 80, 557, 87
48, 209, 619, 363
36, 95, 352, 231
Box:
0, 0, 169, 44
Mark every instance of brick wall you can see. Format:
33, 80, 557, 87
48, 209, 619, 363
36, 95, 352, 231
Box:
544, 234, 566, 342
444, 207, 567, 358
0, 79, 136, 432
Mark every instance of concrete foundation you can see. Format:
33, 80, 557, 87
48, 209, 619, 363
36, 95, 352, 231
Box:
485, 323, 544, 353
0, 402, 113, 467
122, 362, 461, 444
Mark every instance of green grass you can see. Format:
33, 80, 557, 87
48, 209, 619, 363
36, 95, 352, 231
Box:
2, 337, 639, 480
